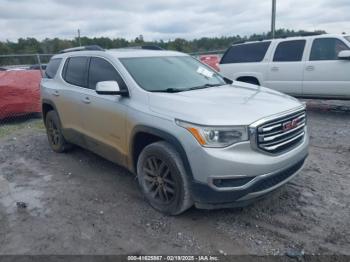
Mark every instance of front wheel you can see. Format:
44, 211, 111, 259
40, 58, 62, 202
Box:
137, 141, 193, 215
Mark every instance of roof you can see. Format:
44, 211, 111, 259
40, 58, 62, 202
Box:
231, 34, 350, 46
52, 48, 187, 60
109, 49, 187, 58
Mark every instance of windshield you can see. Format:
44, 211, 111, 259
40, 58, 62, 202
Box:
345, 36, 350, 43
120, 56, 226, 92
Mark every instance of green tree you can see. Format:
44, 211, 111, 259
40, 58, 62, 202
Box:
0, 28, 328, 57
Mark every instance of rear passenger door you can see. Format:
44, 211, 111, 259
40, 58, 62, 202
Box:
58, 56, 89, 143
80, 56, 128, 165
303, 37, 350, 97
265, 40, 306, 96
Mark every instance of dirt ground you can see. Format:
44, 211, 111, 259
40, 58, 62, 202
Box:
0, 100, 349, 256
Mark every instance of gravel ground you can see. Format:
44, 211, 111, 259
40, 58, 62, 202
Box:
0, 100, 349, 255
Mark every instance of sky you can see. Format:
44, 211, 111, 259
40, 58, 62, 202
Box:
0, 0, 349, 41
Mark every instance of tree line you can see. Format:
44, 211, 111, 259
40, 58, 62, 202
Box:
0, 29, 327, 54
0, 29, 326, 65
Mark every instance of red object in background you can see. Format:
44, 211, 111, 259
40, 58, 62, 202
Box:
199, 55, 220, 72
0, 70, 42, 120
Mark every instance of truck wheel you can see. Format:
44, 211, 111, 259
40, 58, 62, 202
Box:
45, 111, 72, 153
137, 141, 193, 215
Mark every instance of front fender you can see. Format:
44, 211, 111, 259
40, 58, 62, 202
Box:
128, 125, 194, 182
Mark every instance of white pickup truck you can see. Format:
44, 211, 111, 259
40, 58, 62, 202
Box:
219, 34, 350, 99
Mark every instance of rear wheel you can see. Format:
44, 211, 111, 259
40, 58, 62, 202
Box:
137, 141, 193, 215
45, 111, 72, 153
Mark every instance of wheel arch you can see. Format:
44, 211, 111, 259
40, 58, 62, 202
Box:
129, 126, 194, 181
42, 99, 60, 125
236, 76, 261, 85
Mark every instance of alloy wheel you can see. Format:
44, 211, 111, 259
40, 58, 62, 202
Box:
143, 156, 176, 204
47, 119, 60, 146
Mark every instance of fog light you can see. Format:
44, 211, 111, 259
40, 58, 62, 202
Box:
213, 179, 222, 186
212, 177, 254, 188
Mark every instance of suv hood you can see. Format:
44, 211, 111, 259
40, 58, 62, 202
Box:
149, 82, 303, 126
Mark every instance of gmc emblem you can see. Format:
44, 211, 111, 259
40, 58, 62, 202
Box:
283, 118, 299, 131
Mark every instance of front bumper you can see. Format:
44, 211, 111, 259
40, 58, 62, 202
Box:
191, 154, 307, 209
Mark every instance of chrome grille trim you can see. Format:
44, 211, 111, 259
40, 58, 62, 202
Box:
249, 106, 306, 154
259, 113, 305, 133
260, 132, 305, 151
259, 122, 305, 142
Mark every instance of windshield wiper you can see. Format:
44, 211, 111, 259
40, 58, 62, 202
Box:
186, 83, 223, 91
148, 88, 184, 93
148, 84, 224, 93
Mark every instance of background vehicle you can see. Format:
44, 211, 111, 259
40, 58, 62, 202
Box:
41, 46, 308, 215
220, 34, 350, 99
29, 64, 47, 70
0, 70, 42, 119
199, 55, 220, 71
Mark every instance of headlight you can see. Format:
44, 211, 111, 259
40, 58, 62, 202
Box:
176, 119, 248, 148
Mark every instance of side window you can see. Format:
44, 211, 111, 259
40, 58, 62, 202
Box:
88, 57, 126, 90
273, 40, 306, 62
63, 56, 89, 87
44, 58, 62, 79
310, 38, 349, 61
220, 42, 271, 64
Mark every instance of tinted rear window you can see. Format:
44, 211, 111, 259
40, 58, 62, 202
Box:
44, 58, 62, 79
273, 40, 306, 62
63, 57, 89, 87
220, 42, 271, 64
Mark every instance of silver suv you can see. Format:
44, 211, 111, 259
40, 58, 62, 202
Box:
41, 46, 309, 215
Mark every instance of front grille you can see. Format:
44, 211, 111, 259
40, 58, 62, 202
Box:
255, 109, 306, 154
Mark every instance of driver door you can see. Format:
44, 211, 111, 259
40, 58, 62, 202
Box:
80, 56, 129, 166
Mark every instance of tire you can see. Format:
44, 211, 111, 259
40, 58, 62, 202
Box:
137, 141, 193, 215
45, 110, 72, 153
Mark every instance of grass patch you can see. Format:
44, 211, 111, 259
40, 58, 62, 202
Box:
0, 118, 44, 138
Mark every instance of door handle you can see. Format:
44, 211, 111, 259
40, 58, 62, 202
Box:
306, 65, 314, 71
52, 90, 59, 96
82, 97, 91, 104
271, 66, 279, 72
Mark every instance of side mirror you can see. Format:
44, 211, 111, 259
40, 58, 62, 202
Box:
338, 50, 350, 60
96, 81, 129, 96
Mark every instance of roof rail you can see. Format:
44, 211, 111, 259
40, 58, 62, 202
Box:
141, 45, 163, 50
299, 32, 325, 37
231, 40, 246, 45
59, 45, 104, 53
123, 45, 164, 50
